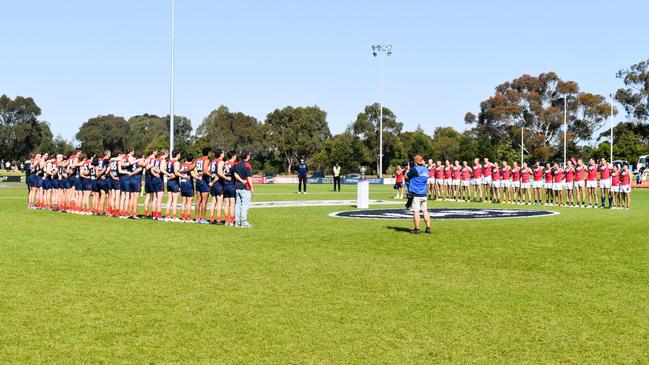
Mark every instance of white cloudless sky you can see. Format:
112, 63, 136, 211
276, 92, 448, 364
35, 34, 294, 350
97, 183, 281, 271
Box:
2, 0, 648, 142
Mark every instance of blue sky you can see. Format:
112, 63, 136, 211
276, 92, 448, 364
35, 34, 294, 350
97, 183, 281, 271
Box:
2, 0, 648, 142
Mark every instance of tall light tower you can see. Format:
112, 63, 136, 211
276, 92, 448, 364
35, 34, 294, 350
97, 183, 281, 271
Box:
169, 0, 176, 155
562, 95, 568, 167
610, 98, 615, 162
371, 44, 391, 177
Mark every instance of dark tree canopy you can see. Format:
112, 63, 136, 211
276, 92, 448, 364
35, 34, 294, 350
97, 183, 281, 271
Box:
265, 105, 331, 173
352, 103, 404, 174
0, 95, 53, 161
312, 130, 369, 174
400, 127, 434, 163
196, 105, 264, 154
128, 114, 193, 155
615, 59, 649, 123
76, 115, 130, 155
467, 72, 612, 162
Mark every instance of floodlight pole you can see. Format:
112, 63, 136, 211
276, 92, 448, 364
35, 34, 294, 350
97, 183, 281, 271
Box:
169, 0, 175, 156
372, 44, 391, 177
379, 53, 383, 177
520, 123, 524, 166
563, 95, 567, 167
610, 101, 614, 162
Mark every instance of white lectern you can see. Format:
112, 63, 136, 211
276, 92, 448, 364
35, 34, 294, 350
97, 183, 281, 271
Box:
357, 180, 369, 208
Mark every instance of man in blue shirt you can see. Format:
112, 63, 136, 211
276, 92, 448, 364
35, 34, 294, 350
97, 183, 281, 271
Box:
406, 155, 432, 234
297, 158, 308, 194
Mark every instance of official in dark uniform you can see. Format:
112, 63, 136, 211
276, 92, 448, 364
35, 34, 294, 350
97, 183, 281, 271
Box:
297, 159, 308, 194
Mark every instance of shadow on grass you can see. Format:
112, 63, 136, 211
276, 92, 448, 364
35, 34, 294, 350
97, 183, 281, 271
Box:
386, 226, 412, 233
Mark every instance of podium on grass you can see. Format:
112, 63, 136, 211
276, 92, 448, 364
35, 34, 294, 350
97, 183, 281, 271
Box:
357, 166, 369, 209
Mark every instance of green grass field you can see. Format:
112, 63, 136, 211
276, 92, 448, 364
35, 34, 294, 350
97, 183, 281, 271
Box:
1, 183, 648, 363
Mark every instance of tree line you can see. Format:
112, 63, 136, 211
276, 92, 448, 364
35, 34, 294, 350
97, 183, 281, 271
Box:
2, 59, 648, 174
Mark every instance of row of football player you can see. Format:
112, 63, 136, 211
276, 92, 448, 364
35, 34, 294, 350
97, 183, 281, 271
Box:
393, 158, 633, 209
24, 148, 255, 227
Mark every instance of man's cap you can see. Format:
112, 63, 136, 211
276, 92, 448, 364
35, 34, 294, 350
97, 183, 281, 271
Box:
414, 155, 424, 165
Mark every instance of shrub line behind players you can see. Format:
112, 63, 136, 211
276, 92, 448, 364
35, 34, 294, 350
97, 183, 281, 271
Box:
396, 157, 632, 209
26, 147, 256, 226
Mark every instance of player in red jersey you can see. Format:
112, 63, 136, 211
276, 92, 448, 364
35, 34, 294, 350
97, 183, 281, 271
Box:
542, 163, 553, 205
460, 161, 471, 202
426, 159, 435, 199
490, 162, 501, 203
500, 161, 511, 204
551, 163, 565, 207
532, 162, 544, 206
586, 159, 599, 208
511, 161, 521, 204
520, 162, 532, 205
610, 166, 620, 209
434, 161, 444, 200
482, 158, 492, 203
471, 158, 483, 202
443, 160, 453, 200
598, 158, 612, 208
574, 159, 587, 207
451, 160, 461, 201
619, 164, 631, 209
394, 164, 406, 199
564, 160, 576, 207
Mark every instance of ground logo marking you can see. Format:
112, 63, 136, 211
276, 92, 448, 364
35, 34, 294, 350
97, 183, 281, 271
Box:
330, 208, 559, 220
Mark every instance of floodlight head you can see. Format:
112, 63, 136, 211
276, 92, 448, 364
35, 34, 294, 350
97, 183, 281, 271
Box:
387, 51, 392, 56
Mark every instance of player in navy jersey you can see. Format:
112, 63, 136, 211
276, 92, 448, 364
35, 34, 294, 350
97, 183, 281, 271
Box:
194, 147, 212, 224
54, 154, 66, 210
33, 153, 45, 208
142, 150, 158, 218
117, 150, 134, 217
89, 155, 100, 214
24, 154, 34, 198
164, 151, 181, 221
42, 155, 54, 209
221, 151, 238, 226
127, 152, 145, 219
97, 150, 112, 214
150, 150, 167, 220
71, 150, 85, 212
66, 151, 81, 212
208, 149, 224, 224
179, 154, 197, 222
94, 150, 110, 215
78, 153, 92, 214
107, 152, 121, 216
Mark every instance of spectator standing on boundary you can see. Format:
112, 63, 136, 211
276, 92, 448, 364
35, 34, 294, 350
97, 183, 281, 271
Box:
332, 163, 341, 192
234, 151, 254, 228
297, 158, 308, 194
406, 155, 431, 234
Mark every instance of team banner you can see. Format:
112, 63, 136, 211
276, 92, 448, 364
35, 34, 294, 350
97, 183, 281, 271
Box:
0, 175, 21, 183
267, 176, 385, 185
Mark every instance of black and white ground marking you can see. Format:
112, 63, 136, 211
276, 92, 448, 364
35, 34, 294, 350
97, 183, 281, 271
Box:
330, 208, 559, 220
